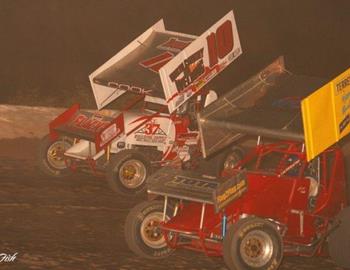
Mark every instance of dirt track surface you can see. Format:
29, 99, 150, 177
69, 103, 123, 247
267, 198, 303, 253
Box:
0, 139, 346, 270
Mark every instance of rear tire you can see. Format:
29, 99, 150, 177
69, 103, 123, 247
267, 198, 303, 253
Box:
223, 217, 283, 270
37, 134, 73, 177
106, 149, 151, 196
328, 207, 350, 268
124, 200, 174, 259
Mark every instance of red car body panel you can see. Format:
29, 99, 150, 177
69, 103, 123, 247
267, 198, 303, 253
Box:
160, 141, 348, 256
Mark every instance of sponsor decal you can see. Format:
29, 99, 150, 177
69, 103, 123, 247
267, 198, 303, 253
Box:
134, 121, 167, 143
100, 124, 120, 147
335, 74, 350, 135
338, 81, 350, 134
206, 20, 234, 68
168, 19, 234, 94
339, 114, 350, 133
71, 113, 110, 133
301, 67, 350, 161
169, 48, 205, 92
214, 172, 247, 212
107, 82, 152, 95
165, 175, 218, 192
239, 222, 264, 238
336, 75, 350, 95
166, 18, 238, 109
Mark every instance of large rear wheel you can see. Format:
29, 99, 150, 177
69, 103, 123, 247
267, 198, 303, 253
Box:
124, 200, 174, 259
223, 217, 283, 270
37, 134, 73, 177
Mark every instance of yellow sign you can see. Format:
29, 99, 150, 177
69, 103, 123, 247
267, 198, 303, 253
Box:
302, 68, 350, 161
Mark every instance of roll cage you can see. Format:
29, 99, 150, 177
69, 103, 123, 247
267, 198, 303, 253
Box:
224, 140, 337, 201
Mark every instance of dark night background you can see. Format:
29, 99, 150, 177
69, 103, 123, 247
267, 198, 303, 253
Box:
1, 0, 350, 108
1, 2, 350, 269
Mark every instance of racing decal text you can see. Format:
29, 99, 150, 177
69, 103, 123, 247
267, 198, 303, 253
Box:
134, 121, 167, 143
206, 20, 234, 67
169, 19, 234, 92
100, 124, 120, 147
169, 48, 205, 92
71, 114, 110, 133
336, 75, 350, 94
165, 175, 218, 192
107, 82, 152, 95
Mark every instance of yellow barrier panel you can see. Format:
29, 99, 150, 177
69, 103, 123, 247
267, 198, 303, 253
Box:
302, 68, 350, 161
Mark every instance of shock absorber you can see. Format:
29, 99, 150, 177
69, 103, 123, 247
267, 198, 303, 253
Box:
222, 212, 227, 238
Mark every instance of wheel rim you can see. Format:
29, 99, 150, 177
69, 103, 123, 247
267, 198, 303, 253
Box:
239, 230, 274, 268
140, 212, 167, 249
224, 151, 241, 170
119, 159, 146, 188
47, 140, 71, 170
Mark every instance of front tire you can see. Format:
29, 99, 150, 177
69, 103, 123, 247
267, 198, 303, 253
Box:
106, 149, 151, 196
37, 134, 73, 177
223, 217, 283, 270
328, 207, 350, 268
124, 200, 174, 259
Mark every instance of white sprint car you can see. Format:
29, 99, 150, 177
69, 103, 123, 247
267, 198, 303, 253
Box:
38, 11, 243, 196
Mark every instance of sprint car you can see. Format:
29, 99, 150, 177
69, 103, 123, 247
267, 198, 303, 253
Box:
38, 11, 243, 196
125, 58, 350, 270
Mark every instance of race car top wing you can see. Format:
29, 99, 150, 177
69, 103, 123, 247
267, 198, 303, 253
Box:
198, 57, 326, 158
302, 67, 350, 161
49, 104, 124, 153
160, 10, 242, 113
89, 19, 197, 110
89, 11, 242, 112
147, 166, 247, 213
